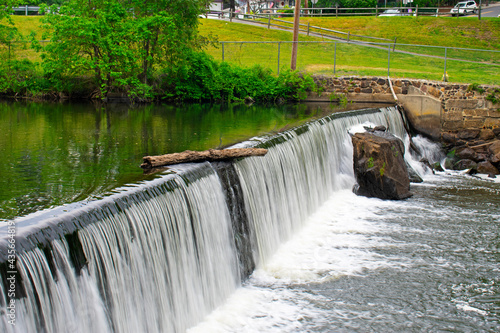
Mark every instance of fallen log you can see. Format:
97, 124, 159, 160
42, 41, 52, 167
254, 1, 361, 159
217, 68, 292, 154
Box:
141, 148, 268, 169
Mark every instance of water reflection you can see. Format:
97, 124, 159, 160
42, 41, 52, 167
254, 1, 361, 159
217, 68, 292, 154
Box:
1, 101, 379, 220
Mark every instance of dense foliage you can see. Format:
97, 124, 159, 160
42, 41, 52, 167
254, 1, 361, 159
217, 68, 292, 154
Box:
0, 0, 317, 102
38, 0, 213, 99
0, 0, 21, 45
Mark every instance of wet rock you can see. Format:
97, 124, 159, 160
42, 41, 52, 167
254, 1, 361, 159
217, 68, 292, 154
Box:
352, 131, 412, 200
444, 157, 456, 170
454, 159, 478, 171
432, 162, 445, 172
477, 161, 499, 176
456, 147, 477, 161
419, 158, 434, 174
407, 162, 423, 183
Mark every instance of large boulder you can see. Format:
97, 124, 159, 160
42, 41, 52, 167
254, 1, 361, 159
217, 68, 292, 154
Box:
352, 131, 412, 200
477, 161, 499, 176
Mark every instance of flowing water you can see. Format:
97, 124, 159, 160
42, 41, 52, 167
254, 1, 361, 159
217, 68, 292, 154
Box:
1, 105, 499, 332
0, 101, 343, 221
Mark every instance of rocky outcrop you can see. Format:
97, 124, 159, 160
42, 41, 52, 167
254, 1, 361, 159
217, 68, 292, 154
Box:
352, 129, 412, 200
443, 138, 500, 176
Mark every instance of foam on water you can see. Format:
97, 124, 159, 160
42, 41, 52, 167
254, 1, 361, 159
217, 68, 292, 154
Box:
188, 190, 404, 332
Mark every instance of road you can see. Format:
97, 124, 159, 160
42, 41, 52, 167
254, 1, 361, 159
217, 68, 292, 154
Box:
479, 3, 500, 17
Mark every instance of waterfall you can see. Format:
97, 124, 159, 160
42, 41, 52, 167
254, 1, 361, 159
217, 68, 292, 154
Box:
234, 107, 406, 265
0, 107, 407, 333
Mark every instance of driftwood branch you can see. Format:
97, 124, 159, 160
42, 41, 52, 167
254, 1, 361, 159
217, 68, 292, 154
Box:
141, 148, 268, 169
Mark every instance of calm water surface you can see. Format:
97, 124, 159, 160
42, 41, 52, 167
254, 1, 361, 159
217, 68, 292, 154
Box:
1, 101, 360, 220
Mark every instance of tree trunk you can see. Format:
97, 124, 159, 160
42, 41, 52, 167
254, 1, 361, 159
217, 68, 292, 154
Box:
141, 148, 268, 169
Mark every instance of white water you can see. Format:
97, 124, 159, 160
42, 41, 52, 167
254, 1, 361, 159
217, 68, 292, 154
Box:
1, 107, 418, 333
187, 190, 401, 333
1, 171, 240, 333
235, 108, 406, 265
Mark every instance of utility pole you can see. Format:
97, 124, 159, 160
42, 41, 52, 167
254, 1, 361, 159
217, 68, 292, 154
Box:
291, 0, 301, 70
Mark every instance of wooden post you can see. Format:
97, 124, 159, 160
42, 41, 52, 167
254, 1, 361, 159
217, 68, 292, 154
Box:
268, 15, 271, 29
277, 42, 281, 75
290, 0, 301, 70
416, 5, 419, 17
376, 5, 378, 16
333, 42, 337, 75
307, 22, 310, 36
336, 5, 338, 18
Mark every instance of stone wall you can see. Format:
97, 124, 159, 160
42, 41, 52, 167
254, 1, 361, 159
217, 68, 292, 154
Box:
313, 75, 500, 138
311, 75, 500, 175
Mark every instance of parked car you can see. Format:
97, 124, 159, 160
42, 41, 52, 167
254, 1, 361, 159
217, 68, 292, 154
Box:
450, 1, 477, 16
379, 8, 411, 16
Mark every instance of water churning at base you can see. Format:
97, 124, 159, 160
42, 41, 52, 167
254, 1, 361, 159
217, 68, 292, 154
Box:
0, 107, 406, 333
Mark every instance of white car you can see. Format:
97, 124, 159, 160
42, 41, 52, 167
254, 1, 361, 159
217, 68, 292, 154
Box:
379, 8, 411, 16
450, 1, 477, 16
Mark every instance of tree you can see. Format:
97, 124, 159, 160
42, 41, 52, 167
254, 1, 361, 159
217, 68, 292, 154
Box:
40, 0, 211, 98
0, 0, 21, 48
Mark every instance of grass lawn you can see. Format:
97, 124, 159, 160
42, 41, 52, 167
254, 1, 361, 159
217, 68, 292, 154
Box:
6, 15, 500, 85
199, 17, 500, 85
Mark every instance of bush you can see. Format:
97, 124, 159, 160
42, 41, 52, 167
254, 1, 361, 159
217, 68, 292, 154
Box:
158, 51, 316, 103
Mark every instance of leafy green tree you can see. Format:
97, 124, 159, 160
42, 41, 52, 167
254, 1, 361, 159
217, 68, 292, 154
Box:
40, 0, 211, 98
0, 0, 21, 47
342, 0, 377, 7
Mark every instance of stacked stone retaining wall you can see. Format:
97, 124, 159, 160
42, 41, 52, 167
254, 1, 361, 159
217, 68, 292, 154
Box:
312, 75, 500, 175
313, 75, 500, 135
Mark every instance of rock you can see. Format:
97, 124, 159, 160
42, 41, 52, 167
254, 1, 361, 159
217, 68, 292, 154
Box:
457, 129, 480, 140
488, 140, 500, 155
407, 162, 423, 183
454, 159, 478, 171
476, 153, 488, 162
477, 161, 499, 175
364, 125, 387, 132
456, 147, 477, 161
442, 132, 457, 144
419, 158, 435, 174
479, 129, 496, 141
432, 162, 445, 172
491, 153, 500, 164
352, 131, 412, 200
444, 157, 457, 170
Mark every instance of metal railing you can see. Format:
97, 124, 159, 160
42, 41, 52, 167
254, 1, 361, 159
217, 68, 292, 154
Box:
206, 4, 495, 22
214, 40, 500, 84
2, 38, 499, 85
219, 12, 395, 45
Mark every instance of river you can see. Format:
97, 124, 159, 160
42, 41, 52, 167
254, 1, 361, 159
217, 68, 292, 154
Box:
0, 102, 498, 332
